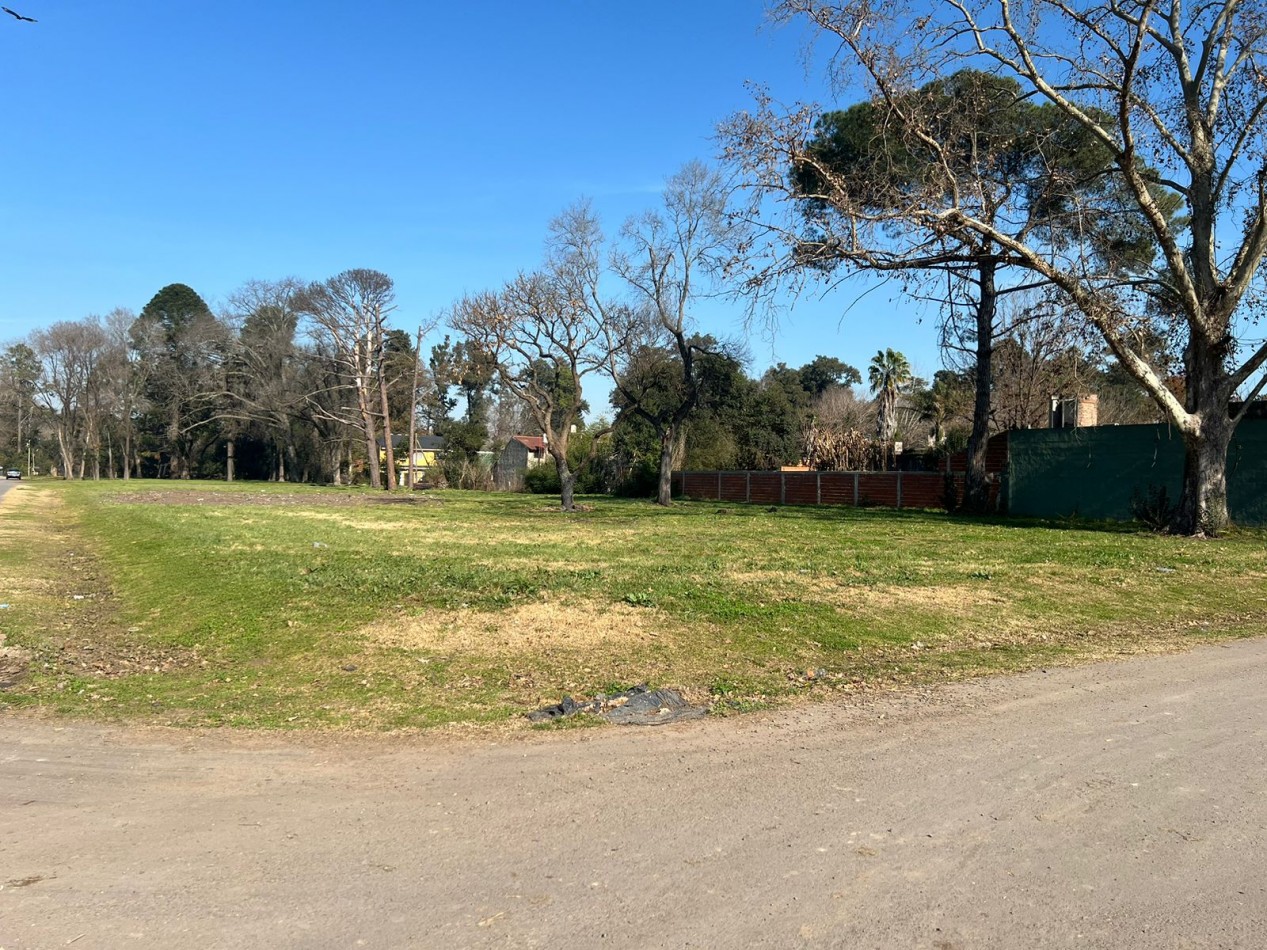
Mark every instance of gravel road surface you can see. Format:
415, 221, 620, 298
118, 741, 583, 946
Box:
3, 639, 1265, 949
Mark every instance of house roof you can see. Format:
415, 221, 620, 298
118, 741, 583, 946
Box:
377, 434, 446, 450
511, 435, 546, 451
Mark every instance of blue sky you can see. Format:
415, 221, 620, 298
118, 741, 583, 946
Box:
0, 0, 944, 384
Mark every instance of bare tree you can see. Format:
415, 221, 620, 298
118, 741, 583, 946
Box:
452, 203, 628, 511
812, 383, 874, 432
487, 386, 535, 448
219, 279, 310, 481
733, 0, 1267, 534
98, 308, 151, 480
940, 289, 1096, 430
611, 163, 740, 505
32, 318, 109, 478
298, 269, 397, 490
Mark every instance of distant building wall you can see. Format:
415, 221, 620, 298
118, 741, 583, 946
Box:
494, 439, 531, 491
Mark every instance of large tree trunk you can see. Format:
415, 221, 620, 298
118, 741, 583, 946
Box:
378, 371, 396, 491
1115, 389, 1237, 538
560, 471, 577, 511
553, 450, 576, 511
656, 426, 675, 507
226, 439, 236, 482
1172, 340, 1235, 535
357, 388, 381, 489
56, 426, 74, 480
964, 259, 997, 514
1175, 420, 1232, 535
122, 432, 131, 482
328, 441, 343, 486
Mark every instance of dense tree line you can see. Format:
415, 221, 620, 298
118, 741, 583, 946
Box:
0, 170, 1174, 517
2, 275, 431, 485
1, 257, 1163, 497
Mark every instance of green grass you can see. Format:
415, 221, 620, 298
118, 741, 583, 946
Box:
2, 478, 1265, 731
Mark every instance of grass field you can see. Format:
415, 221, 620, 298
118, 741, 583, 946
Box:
2, 479, 1265, 731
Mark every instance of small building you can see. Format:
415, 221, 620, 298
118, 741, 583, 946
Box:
380, 434, 446, 487
494, 435, 549, 491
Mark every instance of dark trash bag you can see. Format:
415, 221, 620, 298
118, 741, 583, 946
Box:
528, 684, 706, 726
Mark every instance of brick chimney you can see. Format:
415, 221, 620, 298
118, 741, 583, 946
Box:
1050, 393, 1099, 428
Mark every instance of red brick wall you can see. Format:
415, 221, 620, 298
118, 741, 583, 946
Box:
944, 432, 1010, 474
858, 474, 898, 507
900, 473, 946, 509
748, 473, 780, 504
673, 469, 958, 512
682, 472, 717, 498
819, 473, 855, 505
783, 473, 818, 505
719, 474, 748, 503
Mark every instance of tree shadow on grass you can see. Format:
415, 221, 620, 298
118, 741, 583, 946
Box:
673, 497, 1151, 537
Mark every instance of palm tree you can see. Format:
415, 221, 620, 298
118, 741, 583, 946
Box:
868, 348, 913, 447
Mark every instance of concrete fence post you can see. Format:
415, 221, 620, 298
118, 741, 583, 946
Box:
716, 471, 722, 501
816, 472, 822, 506
853, 472, 860, 507
780, 471, 786, 505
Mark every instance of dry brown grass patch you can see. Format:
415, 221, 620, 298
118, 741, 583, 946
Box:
0, 483, 58, 521
721, 569, 1009, 614
358, 598, 669, 655
839, 583, 1009, 612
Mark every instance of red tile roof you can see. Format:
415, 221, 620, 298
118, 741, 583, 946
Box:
512, 435, 546, 451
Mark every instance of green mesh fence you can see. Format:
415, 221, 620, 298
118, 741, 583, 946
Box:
1007, 420, 1267, 525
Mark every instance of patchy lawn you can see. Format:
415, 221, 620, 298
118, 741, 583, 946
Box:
2, 479, 1265, 731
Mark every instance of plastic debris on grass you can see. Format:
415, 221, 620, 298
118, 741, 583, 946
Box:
528, 684, 707, 726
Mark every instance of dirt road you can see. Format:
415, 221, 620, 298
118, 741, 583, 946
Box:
3, 640, 1265, 949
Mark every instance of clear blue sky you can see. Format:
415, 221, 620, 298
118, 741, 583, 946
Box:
0, 0, 944, 384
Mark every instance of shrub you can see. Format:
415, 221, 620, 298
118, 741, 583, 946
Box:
523, 463, 561, 494
613, 459, 659, 498
942, 471, 960, 512
440, 457, 493, 491
1130, 483, 1175, 532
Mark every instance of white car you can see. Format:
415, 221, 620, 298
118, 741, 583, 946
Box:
5, 470, 21, 479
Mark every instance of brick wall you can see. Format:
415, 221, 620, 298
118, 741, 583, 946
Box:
942, 432, 1010, 474
671, 469, 954, 512
670, 432, 1017, 514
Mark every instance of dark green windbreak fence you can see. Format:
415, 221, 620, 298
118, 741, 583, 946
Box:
1007, 420, 1267, 525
